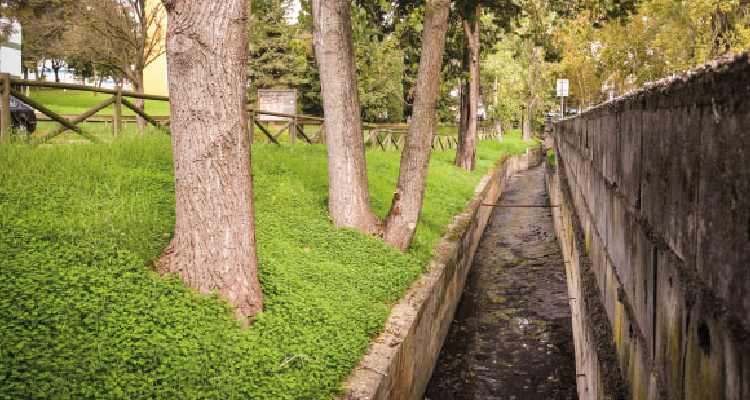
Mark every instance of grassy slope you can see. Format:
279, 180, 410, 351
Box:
0, 131, 534, 400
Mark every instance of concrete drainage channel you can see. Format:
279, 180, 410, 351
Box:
336, 54, 750, 400
424, 163, 578, 400
335, 146, 545, 400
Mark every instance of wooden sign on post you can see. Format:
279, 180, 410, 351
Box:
257, 90, 297, 122
257, 89, 297, 144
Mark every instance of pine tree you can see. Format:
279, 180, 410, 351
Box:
248, 0, 322, 115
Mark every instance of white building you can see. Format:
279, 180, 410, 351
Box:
0, 18, 22, 78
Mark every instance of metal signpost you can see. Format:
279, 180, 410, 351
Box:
557, 78, 569, 121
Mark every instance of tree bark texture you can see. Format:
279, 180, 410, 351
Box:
312, 0, 380, 235
455, 6, 481, 171
522, 104, 534, 140
134, 1, 147, 130
522, 46, 541, 141
382, 0, 451, 251
493, 74, 498, 107
133, 71, 146, 130
160, 0, 263, 319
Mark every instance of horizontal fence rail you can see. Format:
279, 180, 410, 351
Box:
1, 76, 500, 149
8, 79, 170, 101
35, 114, 170, 123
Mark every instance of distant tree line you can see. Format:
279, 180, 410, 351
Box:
551, 0, 750, 109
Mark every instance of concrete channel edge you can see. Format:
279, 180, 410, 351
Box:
336, 145, 543, 400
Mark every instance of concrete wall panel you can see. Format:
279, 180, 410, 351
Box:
696, 103, 750, 332
619, 106, 641, 210
551, 52, 750, 400
662, 105, 700, 263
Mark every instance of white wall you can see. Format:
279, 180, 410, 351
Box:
0, 18, 22, 77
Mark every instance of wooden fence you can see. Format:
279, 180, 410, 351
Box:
0, 74, 498, 150
0, 73, 169, 145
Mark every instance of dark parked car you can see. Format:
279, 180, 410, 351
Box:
0, 95, 37, 140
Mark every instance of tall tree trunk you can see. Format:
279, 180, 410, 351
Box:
382, 0, 451, 251
455, 5, 481, 171
160, 0, 263, 319
493, 74, 498, 107
133, 70, 146, 130
135, 1, 148, 131
522, 46, 541, 140
711, 4, 730, 57
312, 0, 380, 235
493, 75, 501, 141
38, 59, 45, 81
522, 99, 535, 140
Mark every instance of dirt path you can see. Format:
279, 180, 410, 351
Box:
424, 163, 577, 400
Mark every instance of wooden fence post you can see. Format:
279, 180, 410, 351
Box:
1, 73, 11, 144
113, 86, 122, 137
248, 111, 255, 143
290, 115, 296, 145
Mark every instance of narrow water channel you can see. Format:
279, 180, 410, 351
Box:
424, 164, 578, 400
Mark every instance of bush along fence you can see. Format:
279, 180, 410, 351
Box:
0, 74, 500, 150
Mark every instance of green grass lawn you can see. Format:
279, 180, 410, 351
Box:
27, 89, 171, 117
0, 130, 534, 399
30, 121, 326, 146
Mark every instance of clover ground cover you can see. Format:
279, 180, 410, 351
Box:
0, 131, 534, 399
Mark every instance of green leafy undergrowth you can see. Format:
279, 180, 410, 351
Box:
0, 131, 535, 399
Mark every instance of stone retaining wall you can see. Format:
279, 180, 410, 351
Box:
337, 146, 542, 400
549, 52, 750, 400
546, 161, 631, 400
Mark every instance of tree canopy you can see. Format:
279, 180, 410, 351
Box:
552, 0, 750, 107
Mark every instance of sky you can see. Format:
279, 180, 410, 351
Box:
286, 0, 302, 23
